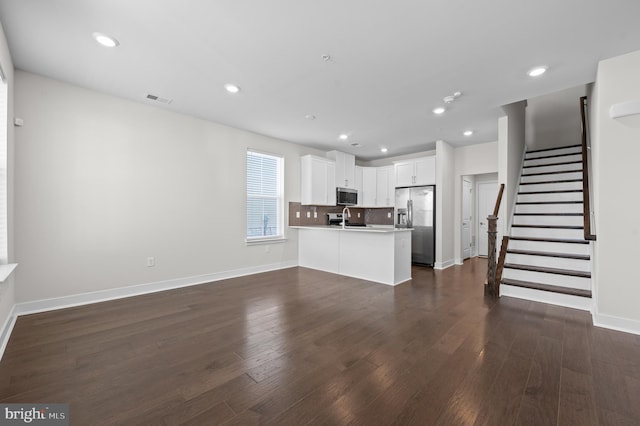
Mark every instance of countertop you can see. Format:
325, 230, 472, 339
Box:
290, 225, 412, 233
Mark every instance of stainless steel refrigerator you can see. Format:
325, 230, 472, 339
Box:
395, 186, 435, 266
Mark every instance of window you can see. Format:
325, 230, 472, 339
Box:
0, 65, 7, 264
246, 150, 284, 242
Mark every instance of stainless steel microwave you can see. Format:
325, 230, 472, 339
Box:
336, 187, 358, 206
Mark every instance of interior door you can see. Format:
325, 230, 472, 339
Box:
462, 179, 472, 259
477, 182, 499, 256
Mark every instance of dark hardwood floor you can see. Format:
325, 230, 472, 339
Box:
1, 258, 639, 425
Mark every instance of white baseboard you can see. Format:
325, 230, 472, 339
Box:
500, 284, 594, 312
15, 260, 298, 317
593, 312, 640, 336
454, 258, 463, 266
434, 259, 455, 270
0, 304, 16, 361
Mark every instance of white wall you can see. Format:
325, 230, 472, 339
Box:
453, 142, 499, 263
0, 21, 15, 347
14, 71, 325, 303
435, 140, 454, 269
591, 49, 640, 333
498, 101, 526, 234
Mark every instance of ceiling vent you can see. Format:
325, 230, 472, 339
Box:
145, 93, 172, 104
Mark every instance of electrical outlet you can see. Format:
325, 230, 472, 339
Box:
147, 257, 155, 267
306, 211, 311, 218
387, 212, 392, 218
314, 211, 317, 218
296, 211, 300, 218
357, 212, 361, 218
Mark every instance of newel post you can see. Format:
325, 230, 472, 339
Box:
486, 215, 498, 297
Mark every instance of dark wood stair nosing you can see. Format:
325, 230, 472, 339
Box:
506, 249, 590, 260
513, 212, 583, 216
523, 160, 582, 169
518, 189, 582, 195
501, 278, 592, 298
520, 179, 582, 185
516, 201, 583, 205
525, 144, 582, 155
522, 170, 583, 178
511, 224, 583, 229
508, 236, 590, 244
503, 263, 591, 278
523, 152, 583, 162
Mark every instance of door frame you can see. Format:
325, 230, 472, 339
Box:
477, 180, 499, 257
462, 178, 472, 260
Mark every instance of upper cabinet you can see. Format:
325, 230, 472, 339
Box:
326, 150, 356, 189
375, 166, 395, 207
394, 156, 436, 187
360, 167, 377, 207
301, 155, 336, 205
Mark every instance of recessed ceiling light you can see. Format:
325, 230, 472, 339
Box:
463, 130, 473, 136
305, 114, 316, 120
224, 84, 241, 93
381, 148, 388, 153
433, 107, 446, 115
339, 134, 349, 140
92, 32, 119, 48
528, 66, 548, 77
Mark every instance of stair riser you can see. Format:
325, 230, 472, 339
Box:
520, 171, 582, 183
513, 215, 583, 227
510, 227, 584, 239
508, 239, 590, 256
500, 285, 593, 311
515, 203, 583, 214
525, 147, 582, 160
502, 268, 591, 290
524, 154, 582, 167
517, 192, 583, 203
505, 253, 591, 272
519, 181, 582, 193
523, 163, 582, 174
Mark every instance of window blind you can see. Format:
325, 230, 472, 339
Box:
246, 151, 283, 240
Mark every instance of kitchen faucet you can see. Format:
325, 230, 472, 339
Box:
341, 207, 351, 229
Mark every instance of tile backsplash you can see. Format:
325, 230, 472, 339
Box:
288, 202, 394, 226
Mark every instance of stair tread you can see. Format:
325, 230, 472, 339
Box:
501, 278, 592, 298
520, 179, 582, 185
509, 236, 589, 244
525, 145, 582, 155
522, 170, 583, 177
518, 189, 582, 195
516, 201, 583, 205
524, 152, 582, 161
514, 212, 583, 216
512, 224, 583, 229
523, 160, 582, 169
507, 249, 590, 260
504, 263, 591, 278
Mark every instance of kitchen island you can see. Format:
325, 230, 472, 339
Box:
292, 225, 412, 286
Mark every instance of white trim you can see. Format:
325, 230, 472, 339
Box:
593, 312, 640, 336
0, 303, 16, 360
0, 263, 17, 282
454, 258, 464, 265
434, 259, 455, 270
500, 285, 594, 312
245, 237, 287, 245
14, 260, 297, 317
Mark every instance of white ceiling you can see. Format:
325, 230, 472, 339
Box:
1, 1, 640, 160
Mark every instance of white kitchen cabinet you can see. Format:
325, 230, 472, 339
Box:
361, 167, 377, 207
354, 166, 363, 206
376, 166, 395, 207
301, 155, 336, 205
394, 156, 436, 187
326, 150, 356, 189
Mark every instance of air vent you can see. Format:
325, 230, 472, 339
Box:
145, 93, 172, 104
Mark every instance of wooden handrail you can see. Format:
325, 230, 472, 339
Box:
492, 184, 505, 217
580, 96, 596, 241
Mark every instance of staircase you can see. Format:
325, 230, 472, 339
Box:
500, 144, 593, 310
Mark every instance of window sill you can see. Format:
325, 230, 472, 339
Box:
0, 264, 17, 282
245, 237, 288, 246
